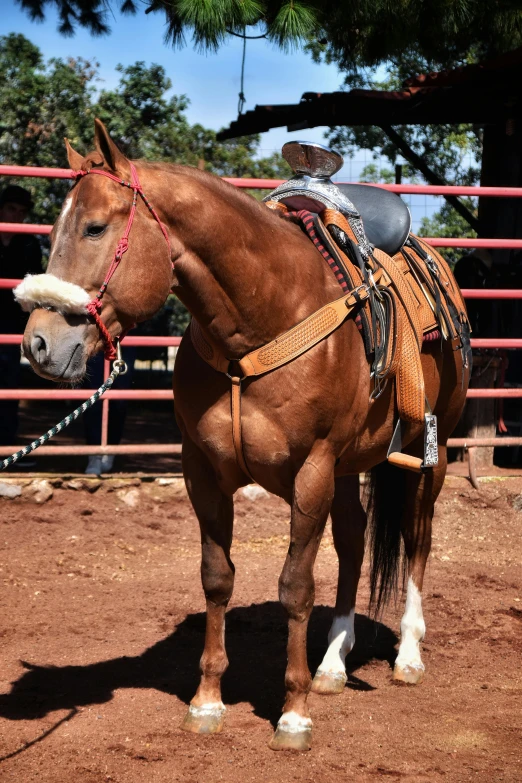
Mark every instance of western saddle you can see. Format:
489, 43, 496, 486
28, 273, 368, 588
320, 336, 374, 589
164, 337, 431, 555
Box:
191, 142, 471, 478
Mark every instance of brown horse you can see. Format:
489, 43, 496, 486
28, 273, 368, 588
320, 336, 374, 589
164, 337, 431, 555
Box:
20, 121, 468, 751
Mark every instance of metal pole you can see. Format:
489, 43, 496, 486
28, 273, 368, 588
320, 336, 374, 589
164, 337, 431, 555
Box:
101, 358, 110, 448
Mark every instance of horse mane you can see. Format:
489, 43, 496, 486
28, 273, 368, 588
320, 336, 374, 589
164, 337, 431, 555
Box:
137, 158, 288, 228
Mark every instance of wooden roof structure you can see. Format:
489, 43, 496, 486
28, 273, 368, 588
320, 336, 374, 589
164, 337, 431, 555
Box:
217, 47, 522, 140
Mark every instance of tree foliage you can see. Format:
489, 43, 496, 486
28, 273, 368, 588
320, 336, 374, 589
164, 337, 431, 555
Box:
0, 33, 290, 332
418, 199, 478, 266
16, 1, 522, 65
0, 33, 289, 225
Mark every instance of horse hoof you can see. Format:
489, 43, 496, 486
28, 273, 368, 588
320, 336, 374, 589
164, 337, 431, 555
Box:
311, 669, 347, 695
180, 703, 226, 734
393, 663, 425, 685
269, 726, 312, 752
269, 713, 312, 751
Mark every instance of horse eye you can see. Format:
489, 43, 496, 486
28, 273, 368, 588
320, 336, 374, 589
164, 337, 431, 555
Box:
85, 224, 107, 237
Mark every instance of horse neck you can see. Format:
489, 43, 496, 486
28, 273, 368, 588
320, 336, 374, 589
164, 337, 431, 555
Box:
146, 164, 340, 358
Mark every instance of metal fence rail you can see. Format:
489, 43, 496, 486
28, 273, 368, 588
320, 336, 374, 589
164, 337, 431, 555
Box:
1, 164, 521, 478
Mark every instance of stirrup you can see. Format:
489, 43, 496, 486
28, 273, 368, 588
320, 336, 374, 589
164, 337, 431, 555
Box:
387, 413, 438, 473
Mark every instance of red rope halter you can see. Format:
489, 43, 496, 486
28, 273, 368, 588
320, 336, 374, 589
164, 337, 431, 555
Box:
72, 162, 172, 359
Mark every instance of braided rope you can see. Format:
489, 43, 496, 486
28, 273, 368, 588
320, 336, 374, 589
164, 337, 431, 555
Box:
0, 361, 125, 471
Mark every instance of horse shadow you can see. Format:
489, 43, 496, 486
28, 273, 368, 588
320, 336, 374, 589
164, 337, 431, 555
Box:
0, 603, 397, 728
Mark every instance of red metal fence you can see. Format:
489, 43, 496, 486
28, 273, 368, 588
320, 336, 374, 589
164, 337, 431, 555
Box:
1, 164, 521, 476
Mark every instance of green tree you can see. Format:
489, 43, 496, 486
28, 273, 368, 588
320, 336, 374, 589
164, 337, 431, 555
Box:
17, 1, 522, 64
18, 1, 521, 244
0, 33, 96, 225
0, 34, 290, 329
325, 59, 482, 192
418, 199, 478, 266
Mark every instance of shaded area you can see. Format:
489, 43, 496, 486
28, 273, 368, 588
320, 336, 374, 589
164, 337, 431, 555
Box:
6, 361, 181, 475
0, 604, 397, 728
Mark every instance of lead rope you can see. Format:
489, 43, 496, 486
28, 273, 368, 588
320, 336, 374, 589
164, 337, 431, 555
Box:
0, 342, 128, 472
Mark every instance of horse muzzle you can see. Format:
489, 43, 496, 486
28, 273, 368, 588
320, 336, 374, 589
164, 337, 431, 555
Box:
23, 308, 92, 382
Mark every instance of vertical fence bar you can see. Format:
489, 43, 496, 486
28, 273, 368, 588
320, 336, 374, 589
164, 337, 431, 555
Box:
101, 357, 110, 447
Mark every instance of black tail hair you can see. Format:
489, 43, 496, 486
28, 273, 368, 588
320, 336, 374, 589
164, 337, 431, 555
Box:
366, 460, 407, 615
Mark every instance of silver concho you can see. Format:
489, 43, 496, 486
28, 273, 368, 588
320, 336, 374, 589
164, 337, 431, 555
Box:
423, 414, 439, 467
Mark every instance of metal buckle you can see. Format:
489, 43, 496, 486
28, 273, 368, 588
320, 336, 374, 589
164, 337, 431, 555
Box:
113, 338, 128, 375
226, 360, 245, 382
347, 284, 369, 307
368, 270, 384, 301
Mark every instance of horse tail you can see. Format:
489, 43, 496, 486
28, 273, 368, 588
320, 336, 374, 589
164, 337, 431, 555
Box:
366, 460, 406, 614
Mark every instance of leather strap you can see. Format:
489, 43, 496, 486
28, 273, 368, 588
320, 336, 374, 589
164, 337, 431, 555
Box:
387, 452, 424, 473
191, 284, 371, 481
238, 287, 370, 377
190, 319, 230, 374
231, 376, 253, 480
191, 287, 370, 380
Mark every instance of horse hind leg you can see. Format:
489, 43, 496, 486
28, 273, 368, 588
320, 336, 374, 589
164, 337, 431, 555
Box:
269, 453, 335, 751
312, 475, 366, 695
393, 445, 447, 685
179, 438, 235, 735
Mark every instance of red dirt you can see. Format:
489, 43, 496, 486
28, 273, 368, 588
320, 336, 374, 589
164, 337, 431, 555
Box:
0, 474, 521, 782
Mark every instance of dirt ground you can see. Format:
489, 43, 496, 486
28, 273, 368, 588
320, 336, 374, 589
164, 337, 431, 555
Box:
0, 473, 521, 783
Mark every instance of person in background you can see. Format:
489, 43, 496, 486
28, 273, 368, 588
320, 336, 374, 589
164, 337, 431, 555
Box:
453, 248, 495, 336
0, 185, 42, 445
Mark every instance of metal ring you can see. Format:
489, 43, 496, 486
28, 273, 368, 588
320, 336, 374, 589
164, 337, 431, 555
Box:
113, 359, 128, 375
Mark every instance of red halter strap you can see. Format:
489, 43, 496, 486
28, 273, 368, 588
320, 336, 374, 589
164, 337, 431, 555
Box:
72, 162, 172, 359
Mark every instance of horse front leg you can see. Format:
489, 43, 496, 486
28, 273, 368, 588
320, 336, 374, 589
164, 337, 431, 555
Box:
269, 454, 335, 752
312, 474, 366, 694
180, 437, 235, 734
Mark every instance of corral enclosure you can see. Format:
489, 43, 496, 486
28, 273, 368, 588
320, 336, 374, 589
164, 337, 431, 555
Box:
0, 474, 520, 782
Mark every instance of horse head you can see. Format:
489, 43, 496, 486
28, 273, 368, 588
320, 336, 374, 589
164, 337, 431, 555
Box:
18, 120, 173, 382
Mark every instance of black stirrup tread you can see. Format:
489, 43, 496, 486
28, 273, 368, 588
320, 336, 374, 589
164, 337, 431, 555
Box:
337, 184, 411, 256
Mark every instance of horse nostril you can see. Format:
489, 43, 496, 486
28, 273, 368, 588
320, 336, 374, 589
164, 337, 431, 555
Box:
31, 334, 48, 365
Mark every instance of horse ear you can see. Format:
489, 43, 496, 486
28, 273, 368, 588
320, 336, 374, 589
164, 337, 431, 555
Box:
64, 138, 84, 171
94, 118, 128, 172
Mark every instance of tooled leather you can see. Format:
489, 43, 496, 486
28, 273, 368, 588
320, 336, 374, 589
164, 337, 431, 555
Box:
239, 291, 368, 377
315, 214, 361, 288
319, 209, 375, 349
372, 248, 424, 350
383, 293, 403, 380
415, 237, 468, 316
401, 236, 469, 341
393, 249, 439, 334
191, 319, 230, 374
256, 307, 338, 366
396, 315, 426, 423
321, 209, 368, 260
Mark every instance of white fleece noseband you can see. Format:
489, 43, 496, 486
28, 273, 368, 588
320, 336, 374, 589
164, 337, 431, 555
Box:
14, 274, 91, 316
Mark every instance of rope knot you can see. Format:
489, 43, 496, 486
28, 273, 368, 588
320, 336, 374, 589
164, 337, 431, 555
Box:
86, 299, 101, 316
116, 238, 129, 257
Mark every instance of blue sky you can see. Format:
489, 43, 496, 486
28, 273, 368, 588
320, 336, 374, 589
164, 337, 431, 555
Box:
4, 3, 441, 226
5, 4, 344, 157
